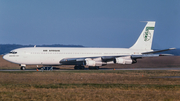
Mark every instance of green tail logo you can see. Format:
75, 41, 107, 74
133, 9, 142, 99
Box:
143, 27, 154, 41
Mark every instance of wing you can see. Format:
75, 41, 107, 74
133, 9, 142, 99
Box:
60, 48, 175, 66
60, 55, 129, 66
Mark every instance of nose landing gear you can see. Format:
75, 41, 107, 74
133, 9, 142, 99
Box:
20, 66, 26, 70
20, 64, 26, 70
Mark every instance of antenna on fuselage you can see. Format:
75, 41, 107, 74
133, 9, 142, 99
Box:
34, 45, 36, 48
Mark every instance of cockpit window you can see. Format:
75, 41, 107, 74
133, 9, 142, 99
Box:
9, 51, 17, 54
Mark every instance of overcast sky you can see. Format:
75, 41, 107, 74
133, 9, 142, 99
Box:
0, 0, 180, 49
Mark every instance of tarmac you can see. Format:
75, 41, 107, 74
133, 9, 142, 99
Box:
1, 67, 180, 71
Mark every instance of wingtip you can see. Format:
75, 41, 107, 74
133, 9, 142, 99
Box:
169, 48, 176, 50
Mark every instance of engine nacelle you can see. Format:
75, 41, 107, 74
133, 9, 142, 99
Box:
114, 57, 133, 64
86, 60, 96, 66
85, 60, 105, 66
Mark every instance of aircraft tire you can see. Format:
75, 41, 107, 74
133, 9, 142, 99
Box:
80, 66, 85, 70
96, 66, 99, 70
89, 66, 99, 70
74, 66, 85, 70
21, 66, 26, 70
74, 66, 79, 70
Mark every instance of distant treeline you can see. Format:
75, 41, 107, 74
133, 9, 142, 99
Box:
0, 44, 83, 55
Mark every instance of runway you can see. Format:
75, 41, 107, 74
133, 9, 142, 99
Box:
1, 67, 180, 72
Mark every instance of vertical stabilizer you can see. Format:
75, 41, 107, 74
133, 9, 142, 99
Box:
130, 21, 155, 50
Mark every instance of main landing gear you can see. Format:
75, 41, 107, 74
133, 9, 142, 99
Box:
74, 66, 99, 70
74, 65, 85, 70
89, 66, 99, 70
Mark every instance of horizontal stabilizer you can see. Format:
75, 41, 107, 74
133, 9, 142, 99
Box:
131, 54, 174, 59
142, 48, 176, 54
159, 54, 174, 56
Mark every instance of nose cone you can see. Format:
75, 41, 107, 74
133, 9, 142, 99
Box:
3, 54, 9, 61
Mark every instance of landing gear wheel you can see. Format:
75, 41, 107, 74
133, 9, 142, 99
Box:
21, 66, 26, 70
74, 66, 85, 70
89, 66, 99, 70
74, 66, 79, 70
95, 66, 99, 70
80, 66, 85, 70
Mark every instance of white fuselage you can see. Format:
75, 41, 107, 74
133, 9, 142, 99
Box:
3, 47, 149, 65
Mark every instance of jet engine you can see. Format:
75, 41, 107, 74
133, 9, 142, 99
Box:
85, 58, 106, 66
114, 56, 135, 64
85, 60, 96, 66
85, 60, 104, 66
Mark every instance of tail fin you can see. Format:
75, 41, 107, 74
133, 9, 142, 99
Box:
130, 21, 156, 50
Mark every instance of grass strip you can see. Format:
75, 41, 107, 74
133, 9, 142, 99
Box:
1, 83, 180, 90
2, 70, 180, 74
0, 71, 37, 74
34, 83, 180, 89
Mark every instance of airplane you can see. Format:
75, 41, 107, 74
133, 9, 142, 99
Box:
3, 21, 175, 70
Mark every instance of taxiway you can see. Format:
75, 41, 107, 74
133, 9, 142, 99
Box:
0, 67, 180, 72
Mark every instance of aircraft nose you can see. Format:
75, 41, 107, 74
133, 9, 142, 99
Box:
3, 54, 8, 60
